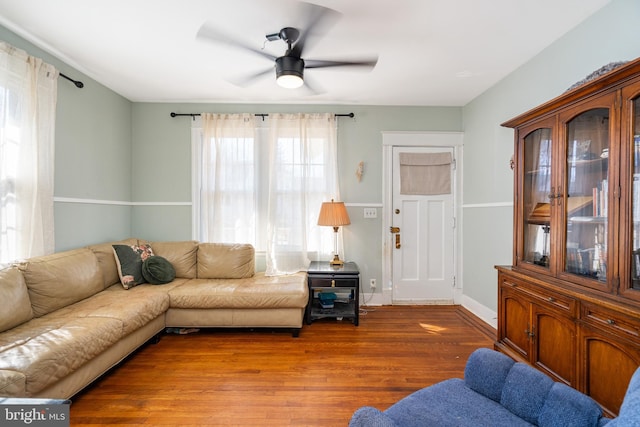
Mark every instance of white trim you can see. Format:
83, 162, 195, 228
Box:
461, 294, 497, 330
54, 197, 191, 206
463, 202, 513, 209
382, 131, 464, 306
345, 202, 383, 207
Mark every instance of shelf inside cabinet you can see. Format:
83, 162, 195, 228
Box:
567, 196, 594, 215
568, 216, 607, 224
528, 202, 550, 225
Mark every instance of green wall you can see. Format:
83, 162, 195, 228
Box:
3, 0, 640, 322
0, 25, 134, 252
130, 102, 462, 292
461, 0, 640, 312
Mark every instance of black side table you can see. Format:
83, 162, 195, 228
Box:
306, 261, 359, 326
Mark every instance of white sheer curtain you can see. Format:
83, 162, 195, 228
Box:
265, 113, 339, 275
197, 113, 257, 243
194, 112, 339, 276
0, 42, 57, 263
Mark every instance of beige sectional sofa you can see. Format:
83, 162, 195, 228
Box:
0, 239, 308, 399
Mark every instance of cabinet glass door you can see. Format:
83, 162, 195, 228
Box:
631, 97, 640, 290
523, 128, 553, 268
564, 108, 609, 282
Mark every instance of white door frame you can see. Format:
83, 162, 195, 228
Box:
381, 131, 464, 305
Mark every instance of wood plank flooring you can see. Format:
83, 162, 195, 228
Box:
69, 306, 495, 426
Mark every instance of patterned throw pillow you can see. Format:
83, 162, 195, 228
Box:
112, 244, 154, 289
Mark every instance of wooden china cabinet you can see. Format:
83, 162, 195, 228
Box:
497, 58, 640, 417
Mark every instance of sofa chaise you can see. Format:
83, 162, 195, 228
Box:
349, 347, 640, 426
0, 238, 308, 399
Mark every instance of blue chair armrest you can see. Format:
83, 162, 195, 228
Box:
349, 406, 398, 427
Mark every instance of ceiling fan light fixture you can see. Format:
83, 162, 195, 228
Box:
276, 56, 304, 89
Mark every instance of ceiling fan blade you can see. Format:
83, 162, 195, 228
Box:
290, 2, 341, 58
305, 56, 379, 70
301, 73, 325, 95
229, 67, 274, 87
197, 22, 277, 62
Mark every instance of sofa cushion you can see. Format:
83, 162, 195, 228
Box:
0, 370, 26, 397
464, 347, 515, 403
143, 240, 198, 279
0, 316, 123, 396
142, 256, 176, 284
44, 283, 172, 336
86, 238, 139, 288
112, 244, 154, 289
538, 382, 603, 427
17, 248, 104, 317
197, 243, 255, 279
501, 362, 555, 424
0, 267, 33, 332
168, 272, 307, 309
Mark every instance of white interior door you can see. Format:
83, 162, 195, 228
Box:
391, 146, 455, 303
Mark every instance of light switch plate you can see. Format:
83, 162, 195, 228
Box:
364, 208, 377, 219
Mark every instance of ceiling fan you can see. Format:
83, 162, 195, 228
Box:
196, 2, 378, 92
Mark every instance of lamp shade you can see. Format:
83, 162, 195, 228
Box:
317, 200, 351, 227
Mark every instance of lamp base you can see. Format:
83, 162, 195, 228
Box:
329, 254, 344, 266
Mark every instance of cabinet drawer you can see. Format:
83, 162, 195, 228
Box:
308, 277, 358, 288
501, 279, 576, 314
581, 304, 640, 340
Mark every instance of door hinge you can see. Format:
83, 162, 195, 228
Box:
452, 275, 456, 287
452, 217, 456, 229
452, 158, 457, 170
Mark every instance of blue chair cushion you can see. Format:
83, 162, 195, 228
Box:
500, 363, 554, 424
538, 382, 603, 427
464, 347, 516, 403
383, 378, 534, 427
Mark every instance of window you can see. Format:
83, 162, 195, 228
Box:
0, 42, 57, 264
192, 113, 340, 275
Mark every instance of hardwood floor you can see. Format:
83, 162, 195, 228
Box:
69, 306, 495, 426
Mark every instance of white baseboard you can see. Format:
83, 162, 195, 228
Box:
461, 295, 497, 329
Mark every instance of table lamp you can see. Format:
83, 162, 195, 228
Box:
317, 199, 351, 265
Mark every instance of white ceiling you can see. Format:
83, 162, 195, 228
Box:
0, 0, 611, 106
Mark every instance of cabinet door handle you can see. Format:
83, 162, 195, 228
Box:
607, 318, 616, 325
548, 297, 556, 303
331, 279, 335, 287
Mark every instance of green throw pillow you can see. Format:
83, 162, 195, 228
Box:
142, 256, 176, 285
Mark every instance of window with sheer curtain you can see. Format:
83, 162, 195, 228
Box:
0, 42, 57, 264
192, 113, 340, 275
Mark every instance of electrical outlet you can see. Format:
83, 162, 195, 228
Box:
364, 208, 377, 218
370, 279, 376, 289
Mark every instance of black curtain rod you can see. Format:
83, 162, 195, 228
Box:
59, 73, 84, 88
170, 112, 354, 120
